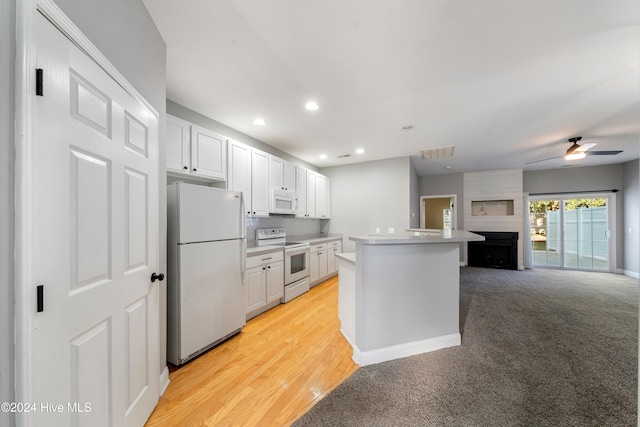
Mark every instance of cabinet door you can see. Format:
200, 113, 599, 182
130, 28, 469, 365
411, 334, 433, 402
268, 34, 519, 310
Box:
306, 171, 317, 218
270, 156, 285, 190
283, 162, 296, 193
251, 149, 270, 217
318, 250, 328, 278
246, 266, 266, 313
266, 261, 284, 302
309, 251, 319, 283
323, 176, 331, 219
295, 167, 307, 218
190, 125, 227, 180
228, 140, 252, 216
166, 114, 190, 172
329, 243, 342, 274
315, 174, 325, 218
271, 156, 296, 192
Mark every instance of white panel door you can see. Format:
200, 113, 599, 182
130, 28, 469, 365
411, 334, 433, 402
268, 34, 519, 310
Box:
28, 13, 159, 427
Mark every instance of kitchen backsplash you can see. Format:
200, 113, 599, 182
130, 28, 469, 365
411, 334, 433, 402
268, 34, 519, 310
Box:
246, 216, 323, 241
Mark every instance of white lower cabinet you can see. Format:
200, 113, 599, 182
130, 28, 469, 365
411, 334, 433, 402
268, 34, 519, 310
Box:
328, 240, 342, 275
309, 243, 328, 286
246, 250, 284, 319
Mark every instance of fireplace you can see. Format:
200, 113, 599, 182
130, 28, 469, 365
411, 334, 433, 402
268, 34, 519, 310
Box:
468, 231, 518, 270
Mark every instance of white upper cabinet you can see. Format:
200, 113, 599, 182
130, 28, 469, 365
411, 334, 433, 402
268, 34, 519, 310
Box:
295, 166, 308, 218
295, 169, 331, 219
306, 170, 317, 218
251, 149, 270, 217
228, 140, 269, 217
317, 175, 330, 219
270, 156, 296, 192
190, 125, 227, 180
227, 139, 252, 215
166, 114, 191, 173
166, 114, 227, 181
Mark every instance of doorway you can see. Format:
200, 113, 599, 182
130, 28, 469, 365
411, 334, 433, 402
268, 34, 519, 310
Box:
420, 195, 456, 230
529, 194, 615, 271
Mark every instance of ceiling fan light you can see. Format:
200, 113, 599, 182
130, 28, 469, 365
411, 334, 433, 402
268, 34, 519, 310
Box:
565, 152, 585, 160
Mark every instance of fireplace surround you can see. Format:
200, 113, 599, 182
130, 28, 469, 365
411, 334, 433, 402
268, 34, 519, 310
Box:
468, 231, 518, 270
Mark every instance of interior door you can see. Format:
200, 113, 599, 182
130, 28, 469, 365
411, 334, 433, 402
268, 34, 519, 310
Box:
28, 12, 159, 426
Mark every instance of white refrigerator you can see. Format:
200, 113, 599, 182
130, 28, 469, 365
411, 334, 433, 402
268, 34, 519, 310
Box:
167, 182, 246, 365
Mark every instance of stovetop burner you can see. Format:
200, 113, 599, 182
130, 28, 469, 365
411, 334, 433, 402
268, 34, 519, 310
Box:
255, 228, 309, 249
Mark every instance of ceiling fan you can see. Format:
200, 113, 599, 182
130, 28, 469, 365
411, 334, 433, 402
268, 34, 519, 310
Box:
526, 136, 623, 165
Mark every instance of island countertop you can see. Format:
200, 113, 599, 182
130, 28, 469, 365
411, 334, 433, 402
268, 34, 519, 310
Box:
349, 230, 484, 245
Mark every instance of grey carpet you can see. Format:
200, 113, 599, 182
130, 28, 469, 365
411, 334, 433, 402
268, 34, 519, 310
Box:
294, 267, 639, 426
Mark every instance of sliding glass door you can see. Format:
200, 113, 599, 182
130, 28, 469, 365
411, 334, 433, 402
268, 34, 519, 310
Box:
529, 194, 613, 271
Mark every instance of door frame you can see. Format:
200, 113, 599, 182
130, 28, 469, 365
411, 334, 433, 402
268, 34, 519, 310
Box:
419, 194, 457, 230
527, 192, 617, 272
15, 0, 165, 422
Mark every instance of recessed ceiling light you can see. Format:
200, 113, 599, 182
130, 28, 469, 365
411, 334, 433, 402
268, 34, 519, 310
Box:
355, 148, 365, 154
402, 125, 415, 131
253, 118, 266, 126
305, 101, 319, 111
319, 154, 327, 160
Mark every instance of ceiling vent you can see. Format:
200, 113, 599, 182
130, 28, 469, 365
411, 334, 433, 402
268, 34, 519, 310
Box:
337, 153, 352, 158
421, 146, 454, 160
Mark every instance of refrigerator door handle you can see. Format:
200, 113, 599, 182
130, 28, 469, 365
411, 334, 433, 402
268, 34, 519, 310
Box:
240, 192, 246, 239
241, 238, 246, 284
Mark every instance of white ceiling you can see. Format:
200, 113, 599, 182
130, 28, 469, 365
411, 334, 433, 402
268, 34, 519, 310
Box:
143, 0, 640, 175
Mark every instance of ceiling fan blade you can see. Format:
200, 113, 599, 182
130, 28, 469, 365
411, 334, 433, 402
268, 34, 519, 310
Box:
586, 150, 623, 156
575, 142, 597, 153
525, 156, 562, 165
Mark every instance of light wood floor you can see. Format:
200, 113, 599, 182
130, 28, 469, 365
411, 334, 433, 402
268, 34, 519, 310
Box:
145, 276, 359, 426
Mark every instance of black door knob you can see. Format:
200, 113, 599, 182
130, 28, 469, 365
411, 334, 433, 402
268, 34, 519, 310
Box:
183, 166, 188, 170
151, 272, 165, 283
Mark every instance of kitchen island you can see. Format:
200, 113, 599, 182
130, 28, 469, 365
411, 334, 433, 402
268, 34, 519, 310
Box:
336, 230, 484, 366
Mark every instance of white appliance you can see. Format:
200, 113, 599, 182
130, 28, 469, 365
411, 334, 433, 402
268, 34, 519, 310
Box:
270, 189, 296, 215
256, 228, 310, 302
167, 182, 246, 365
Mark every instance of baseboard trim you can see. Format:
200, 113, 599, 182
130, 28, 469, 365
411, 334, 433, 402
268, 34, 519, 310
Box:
159, 366, 170, 397
623, 269, 640, 279
351, 333, 461, 367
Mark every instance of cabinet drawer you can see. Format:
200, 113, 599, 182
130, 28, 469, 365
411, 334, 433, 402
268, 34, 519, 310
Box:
247, 250, 283, 269
328, 240, 341, 248
310, 243, 327, 253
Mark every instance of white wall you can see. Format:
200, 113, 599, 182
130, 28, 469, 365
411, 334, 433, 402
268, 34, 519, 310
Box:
321, 157, 412, 253
623, 160, 639, 277
1, 1, 16, 425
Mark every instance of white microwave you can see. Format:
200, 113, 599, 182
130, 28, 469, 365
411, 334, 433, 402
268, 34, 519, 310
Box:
270, 189, 296, 215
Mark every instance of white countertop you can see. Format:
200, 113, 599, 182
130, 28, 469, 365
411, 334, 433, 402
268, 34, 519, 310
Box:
349, 230, 484, 245
335, 252, 356, 264
246, 233, 343, 256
